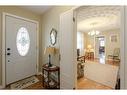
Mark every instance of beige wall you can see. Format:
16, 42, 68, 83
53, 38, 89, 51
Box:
0, 6, 42, 85
102, 29, 120, 58
83, 29, 120, 58
41, 6, 73, 67
83, 33, 87, 50
85, 33, 95, 49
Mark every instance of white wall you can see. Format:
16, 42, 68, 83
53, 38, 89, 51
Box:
102, 29, 120, 58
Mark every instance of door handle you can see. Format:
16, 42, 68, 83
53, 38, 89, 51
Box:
7, 48, 11, 51
7, 53, 11, 56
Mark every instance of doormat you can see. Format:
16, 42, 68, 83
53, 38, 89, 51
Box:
10, 76, 39, 89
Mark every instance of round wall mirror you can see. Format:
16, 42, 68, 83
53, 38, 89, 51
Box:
50, 28, 57, 46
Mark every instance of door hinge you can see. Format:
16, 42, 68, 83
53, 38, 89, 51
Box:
73, 17, 75, 22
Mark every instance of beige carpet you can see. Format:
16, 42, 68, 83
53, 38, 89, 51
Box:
84, 61, 119, 88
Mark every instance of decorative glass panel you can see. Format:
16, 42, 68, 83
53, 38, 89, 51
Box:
16, 27, 30, 56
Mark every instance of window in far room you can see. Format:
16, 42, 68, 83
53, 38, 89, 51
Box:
77, 32, 84, 56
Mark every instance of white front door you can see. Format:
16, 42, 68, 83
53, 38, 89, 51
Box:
5, 15, 37, 85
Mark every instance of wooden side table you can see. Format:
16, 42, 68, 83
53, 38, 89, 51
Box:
42, 64, 60, 89
85, 52, 94, 60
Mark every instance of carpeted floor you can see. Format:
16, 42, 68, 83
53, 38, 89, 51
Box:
84, 61, 119, 88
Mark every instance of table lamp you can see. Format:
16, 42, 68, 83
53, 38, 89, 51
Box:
87, 45, 92, 52
44, 46, 55, 67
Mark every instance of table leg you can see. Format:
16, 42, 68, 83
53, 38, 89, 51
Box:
48, 71, 49, 88
58, 69, 60, 88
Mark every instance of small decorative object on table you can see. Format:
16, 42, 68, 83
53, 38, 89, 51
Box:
42, 64, 60, 89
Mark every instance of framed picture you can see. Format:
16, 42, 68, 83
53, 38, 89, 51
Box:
110, 34, 118, 42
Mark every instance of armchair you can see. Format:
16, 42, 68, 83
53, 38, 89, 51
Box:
108, 48, 120, 64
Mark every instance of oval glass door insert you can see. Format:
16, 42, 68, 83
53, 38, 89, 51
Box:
16, 27, 30, 56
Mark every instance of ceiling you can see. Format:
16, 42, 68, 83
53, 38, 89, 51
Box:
77, 6, 120, 32
19, 6, 120, 32
19, 6, 52, 15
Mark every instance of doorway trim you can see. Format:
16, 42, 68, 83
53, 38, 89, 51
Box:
94, 35, 106, 59
2, 12, 39, 88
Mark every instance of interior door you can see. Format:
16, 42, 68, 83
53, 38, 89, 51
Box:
5, 15, 37, 85
60, 9, 76, 89
125, 6, 127, 89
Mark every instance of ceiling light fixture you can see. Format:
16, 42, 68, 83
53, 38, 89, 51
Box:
88, 22, 100, 36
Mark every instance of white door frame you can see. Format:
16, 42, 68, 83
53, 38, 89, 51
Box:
94, 35, 106, 59
74, 6, 125, 89
2, 12, 39, 88
120, 6, 125, 89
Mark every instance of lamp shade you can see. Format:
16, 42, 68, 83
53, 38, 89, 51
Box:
44, 47, 55, 55
87, 45, 92, 49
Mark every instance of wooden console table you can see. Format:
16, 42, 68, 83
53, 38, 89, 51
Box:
42, 64, 60, 89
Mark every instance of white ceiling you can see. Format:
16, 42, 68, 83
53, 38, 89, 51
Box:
19, 6, 52, 15
19, 6, 120, 32
77, 6, 120, 32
